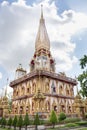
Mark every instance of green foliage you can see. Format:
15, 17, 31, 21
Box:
64, 117, 80, 123
80, 129, 87, 130
34, 113, 40, 130
7, 117, 12, 128
17, 115, 23, 130
85, 113, 87, 118
0, 118, 2, 125
58, 112, 66, 122
24, 113, 30, 130
78, 55, 87, 97
12, 115, 17, 130
76, 121, 87, 126
34, 113, 40, 125
65, 123, 79, 127
1, 117, 7, 128
8, 100, 12, 113
80, 55, 87, 69
49, 110, 57, 128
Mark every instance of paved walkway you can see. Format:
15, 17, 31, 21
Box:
22, 126, 87, 130
4, 125, 87, 130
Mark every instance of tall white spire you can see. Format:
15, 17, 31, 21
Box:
35, 5, 50, 51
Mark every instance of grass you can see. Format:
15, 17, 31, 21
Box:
47, 121, 87, 130
76, 121, 87, 126
0, 128, 12, 130
0, 127, 13, 130
47, 127, 87, 130
64, 117, 81, 123
65, 123, 79, 127
80, 128, 87, 130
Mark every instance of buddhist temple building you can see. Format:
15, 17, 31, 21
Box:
10, 6, 78, 118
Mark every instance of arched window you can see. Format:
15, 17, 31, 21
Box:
66, 86, 70, 96
32, 102, 34, 111
32, 83, 36, 93
16, 91, 18, 96
20, 106, 23, 114
52, 101, 57, 111
27, 82, 31, 94
45, 82, 49, 93
21, 86, 25, 95
51, 81, 56, 94
59, 85, 63, 95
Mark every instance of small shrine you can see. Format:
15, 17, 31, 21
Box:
72, 92, 85, 118
84, 98, 87, 113
0, 95, 9, 117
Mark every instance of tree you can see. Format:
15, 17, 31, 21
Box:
12, 115, 18, 130
49, 110, 57, 128
24, 113, 30, 130
17, 115, 23, 130
78, 55, 87, 97
7, 117, 12, 129
58, 112, 66, 122
0, 117, 3, 127
34, 113, 40, 130
1, 117, 7, 128
0, 118, 2, 125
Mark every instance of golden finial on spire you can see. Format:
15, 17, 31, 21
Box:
41, 4, 43, 19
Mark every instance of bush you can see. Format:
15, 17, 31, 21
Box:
40, 120, 51, 125
17, 115, 23, 130
34, 113, 40, 130
0, 118, 2, 125
58, 112, 66, 122
1, 117, 7, 128
85, 113, 87, 118
64, 117, 80, 123
12, 115, 18, 130
7, 117, 13, 129
24, 113, 30, 130
65, 123, 79, 127
76, 121, 87, 126
49, 110, 57, 128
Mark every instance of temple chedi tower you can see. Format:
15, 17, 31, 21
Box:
10, 6, 77, 118
30, 5, 55, 73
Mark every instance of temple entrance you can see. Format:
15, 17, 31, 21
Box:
20, 106, 23, 114
80, 107, 85, 117
61, 105, 65, 112
26, 106, 29, 113
0, 108, 3, 117
68, 106, 71, 113
54, 106, 57, 111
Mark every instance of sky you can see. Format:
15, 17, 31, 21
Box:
0, 0, 87, 96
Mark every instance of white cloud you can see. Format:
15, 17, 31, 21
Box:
0, 72, 2, 79
0, 0, 87, 75
0, 85, 13, 98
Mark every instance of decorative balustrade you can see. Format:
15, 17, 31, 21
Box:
10, 70, 77, 87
